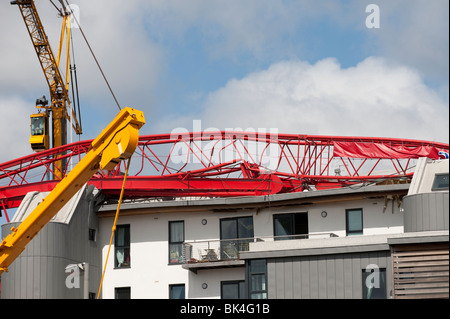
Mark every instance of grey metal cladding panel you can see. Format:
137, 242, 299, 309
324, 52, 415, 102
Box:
267, 259, 277, 299
40, 256, 48, 298
444, 193, 449, 230
300, 257, 310, 299
309, 256, 319, 298
436, 192, 448, 231
275, 259, 285, 298
284, 257, 294, 299
268, 252, 391, 299
417, 195, 426, 231
326, 256, 336, 299
404, 192, 449, 232
334, 255, 345, 299
429, 193, 438, 231
403, 198, 412, 232
292, 258, 302, 299
425, 194, 433, 231
343, 254, 353, 299
318, 257, 327, 299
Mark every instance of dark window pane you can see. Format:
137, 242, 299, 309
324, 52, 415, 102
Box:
170, 221, 184, 243
221, 219, 237, 239
115, 287, 130, 299
432, 173, 449, 190
170, 285, 185, 299
250, 259, 266, 273
250, 292, 267, 299
115, 225, 130, 268
274, 214, 293, 238
222, 283, 239, 299
294, 213, 308, 235
251, 274, 266, 291
362, 268, 387, 299
347, 209, 363, 235
238, 217, 254, 238
169, 221, 184, 264
169, 243, 183, 263
239, 281, 246, 299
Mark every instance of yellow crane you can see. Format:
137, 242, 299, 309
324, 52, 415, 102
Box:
11, 0, 83, 178
0, 107, 146, 275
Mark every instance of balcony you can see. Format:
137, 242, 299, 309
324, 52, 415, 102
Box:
181, 233, 338, 273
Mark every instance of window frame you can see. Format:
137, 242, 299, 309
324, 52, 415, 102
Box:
169, 220, 185, 264
273, 212, 309, 240
362, 267, 387, 299
246, 259, 268, 299
220, 216, 254, 260
114, 224, 130, 268
169, 284, 186, 299
221, 280, 246, 299
115, 286, 131, 299
431, 173, 449, 191
346, 208, 363, 236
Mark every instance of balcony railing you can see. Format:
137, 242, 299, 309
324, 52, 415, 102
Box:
182, 232, 338, 264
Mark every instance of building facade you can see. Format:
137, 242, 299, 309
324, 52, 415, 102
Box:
1, 158, 448, 299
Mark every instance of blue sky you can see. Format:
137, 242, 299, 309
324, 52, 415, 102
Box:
0, 0, 448, 157
0, 1, 448, 226
1, 0, 448, 159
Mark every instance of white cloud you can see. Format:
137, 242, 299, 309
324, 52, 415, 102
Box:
368, 0, 449, 85
187, 57, 449, 143
0, 97, 33, 163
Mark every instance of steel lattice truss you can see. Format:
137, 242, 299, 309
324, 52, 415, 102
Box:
0, 132, 448, 211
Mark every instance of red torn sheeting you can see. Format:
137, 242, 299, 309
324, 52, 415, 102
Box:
333, 141, 443, 159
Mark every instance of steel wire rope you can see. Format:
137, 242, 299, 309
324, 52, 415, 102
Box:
97, 158, 131, 299
62, 0, 122, 111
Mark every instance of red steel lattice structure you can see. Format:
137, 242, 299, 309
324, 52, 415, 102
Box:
0, 132, 448, 217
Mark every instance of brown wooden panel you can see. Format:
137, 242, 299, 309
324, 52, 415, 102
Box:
392, 243, 449, 299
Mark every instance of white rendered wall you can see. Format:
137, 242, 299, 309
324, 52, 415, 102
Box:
98, 196, 404, 298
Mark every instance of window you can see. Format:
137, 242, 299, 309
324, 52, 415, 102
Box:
115, 225, 130, 268
346, 208, 363, 236
30, 116, 45, 136
220, 216, 254, 260
247, 259, 267, 299
362, 268, 387, 299
432, 173, 449, 191
169, 284, 185, 299
273, 213, 308, 240
221, 281, 246, 299
89, 228, 96, 242
169, 221, 185, 264
115, 287, 131, 299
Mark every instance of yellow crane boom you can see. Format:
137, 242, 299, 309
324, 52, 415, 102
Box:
0, 107, 146, 275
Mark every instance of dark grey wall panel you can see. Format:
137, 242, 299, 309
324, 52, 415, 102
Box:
404, 192, 449, 232
267, 250, 391, 299
1, 186, 101, 299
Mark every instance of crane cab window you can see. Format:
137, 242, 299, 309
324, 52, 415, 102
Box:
30, 115, 46, 136
30, 113, 49, 151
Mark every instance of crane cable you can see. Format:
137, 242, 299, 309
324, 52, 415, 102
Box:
62, 0, 122, 111
97, 158, 131, 299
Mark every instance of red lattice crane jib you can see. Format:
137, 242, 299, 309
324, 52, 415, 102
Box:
0, 132, 448, 212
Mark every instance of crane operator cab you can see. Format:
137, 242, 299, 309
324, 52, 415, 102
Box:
30, 95, 50, 151
30, 112, 49, 151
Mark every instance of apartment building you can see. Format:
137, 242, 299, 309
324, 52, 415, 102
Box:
1, 158, 448, 299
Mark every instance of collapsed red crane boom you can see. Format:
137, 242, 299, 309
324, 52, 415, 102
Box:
0, 132, 448, 213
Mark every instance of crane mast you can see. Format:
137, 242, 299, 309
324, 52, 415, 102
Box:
11, 0, 82, 178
